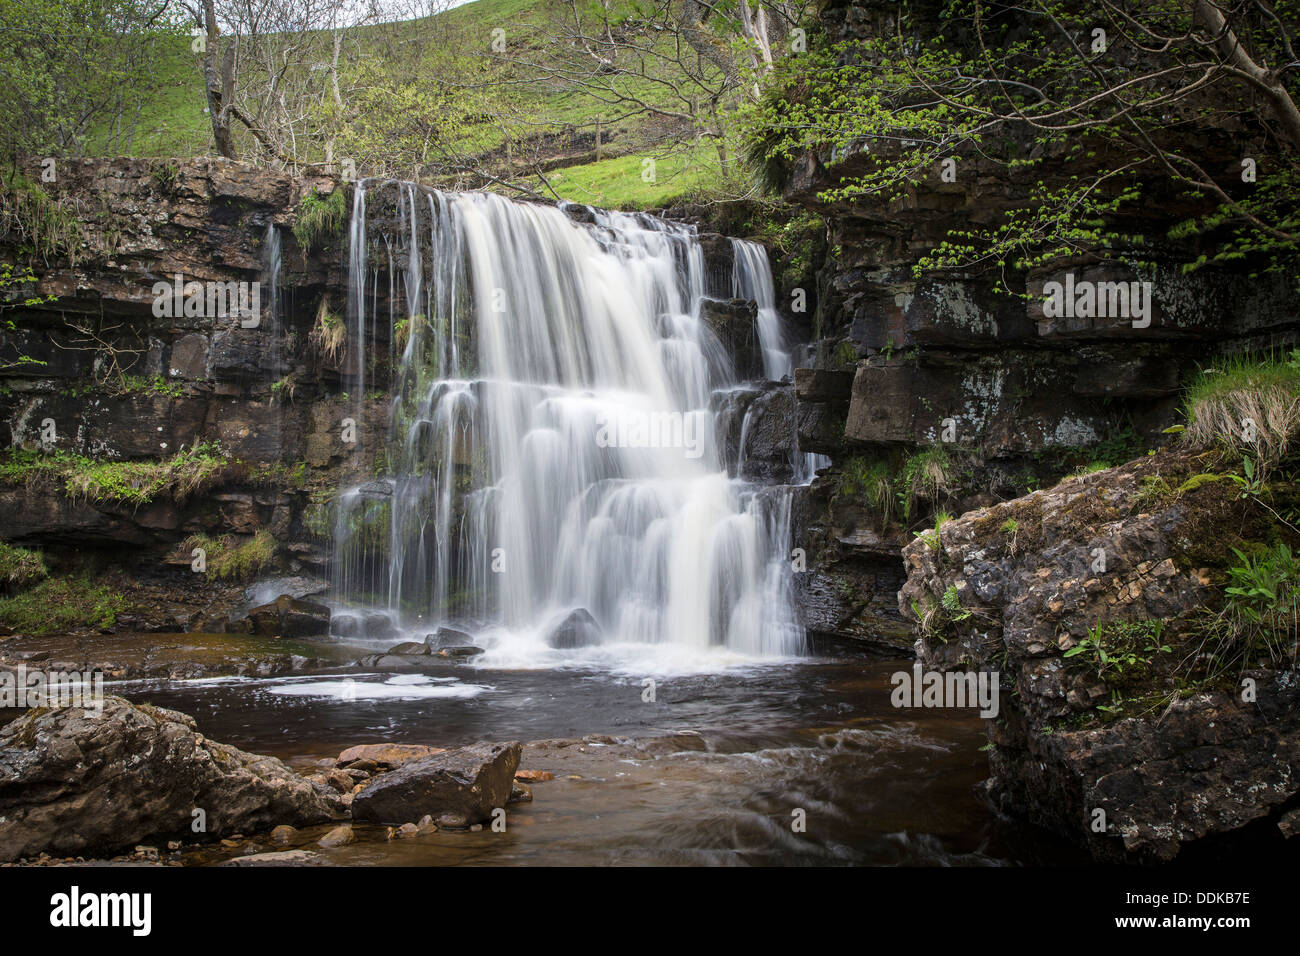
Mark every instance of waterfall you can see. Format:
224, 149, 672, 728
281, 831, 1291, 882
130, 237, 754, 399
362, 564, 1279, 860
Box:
730, 238, 829, 485
332, 183, 805, 666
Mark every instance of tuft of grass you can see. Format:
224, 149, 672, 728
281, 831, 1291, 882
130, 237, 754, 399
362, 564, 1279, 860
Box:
1183, 351, 1300, 473
293, 186, 349, 251
311, 300, 347, 365
0, 576, 129, 634
0, 541, 48, 590
898, 445, 953, 521
183, 530, 277, 581
839, 456, 896, 525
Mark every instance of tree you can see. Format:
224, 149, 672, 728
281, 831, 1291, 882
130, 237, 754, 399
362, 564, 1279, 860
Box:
0, 0, 184, 165
748, 0, 1300, 288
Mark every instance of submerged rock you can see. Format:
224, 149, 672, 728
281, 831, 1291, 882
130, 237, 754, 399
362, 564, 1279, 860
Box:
351, 741, 522, 827
331, 611, 399, 640
0, 696, 346, 863
544, 608, 601, 650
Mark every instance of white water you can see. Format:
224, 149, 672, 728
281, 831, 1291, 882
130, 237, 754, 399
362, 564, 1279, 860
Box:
731, 238, 829, 484
333, 185, 806, 668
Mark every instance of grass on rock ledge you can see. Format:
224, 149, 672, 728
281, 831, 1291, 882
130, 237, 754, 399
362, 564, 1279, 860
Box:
0, 575, 130, 635
0, 442, 230, 506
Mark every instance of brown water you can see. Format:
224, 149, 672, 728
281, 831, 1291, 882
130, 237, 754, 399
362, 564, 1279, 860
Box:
116, 656, 1080, 866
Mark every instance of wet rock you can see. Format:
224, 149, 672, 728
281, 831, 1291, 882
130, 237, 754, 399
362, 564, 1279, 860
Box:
246, 595, 331, 638
429, 626, 474, 648
543, 608, 601, 649
515, 769, 554, 782
0, 696, 346, 863
509, 782, 533, 803
331, 610, 398, 640
700, 298, 762, 381
336, 743, 445, 772
387, 641, 429, 656
355, 654, 430, 670
435, 645, 484, 658
351, 741, 522, 827
317, 825, 354, 848
221, 849, 320, 866
269, 825, 298, 846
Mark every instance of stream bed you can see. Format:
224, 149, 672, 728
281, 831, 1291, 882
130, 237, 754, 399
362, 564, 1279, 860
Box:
111, 654, 1082, 866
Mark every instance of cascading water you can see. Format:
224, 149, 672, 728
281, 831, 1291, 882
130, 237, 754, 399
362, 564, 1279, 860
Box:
730, 238, 830, 485
332, 182, 805, 667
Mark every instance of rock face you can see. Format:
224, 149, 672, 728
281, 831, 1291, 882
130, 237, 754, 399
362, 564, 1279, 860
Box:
762, 0, 1300, 647
0, 696, 346, 862
350, 741, 522, 827
899, 448, 1300, 861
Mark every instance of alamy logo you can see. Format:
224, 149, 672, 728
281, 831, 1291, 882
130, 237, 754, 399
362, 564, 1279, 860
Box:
595, 409, 704, 459
151, 274, 261, 327
890, 662, 1000, 718
0, 664, 103, 715
49, 886, 151, 936
1042, 273, 1153, 328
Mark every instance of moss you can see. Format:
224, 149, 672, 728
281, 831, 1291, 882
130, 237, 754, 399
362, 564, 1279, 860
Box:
183, 530, 277, 581
0, 541, 48, 590
1176, 472, 1227, 495
0, 576, 131, 634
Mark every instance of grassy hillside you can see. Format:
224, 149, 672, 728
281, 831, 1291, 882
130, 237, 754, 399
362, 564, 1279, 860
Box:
85, 0, 731, 208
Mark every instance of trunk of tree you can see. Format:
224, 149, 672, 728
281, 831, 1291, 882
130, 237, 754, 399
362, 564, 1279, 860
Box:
1193, 0, 1300, 152
202, 0, 238, 159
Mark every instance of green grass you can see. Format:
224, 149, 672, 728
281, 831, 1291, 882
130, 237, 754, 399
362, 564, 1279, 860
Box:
0, 541, 47, 590
0, 575, 130, 634
1183, 350, 1300, 469
538, 145, 722, 209
80, 0, 702, 184
294, 186, 349, 251
182, 530, 277, 581
0, 442, 229, 507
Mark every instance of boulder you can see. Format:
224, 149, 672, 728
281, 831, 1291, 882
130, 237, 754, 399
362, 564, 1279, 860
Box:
899, 448, 1300, 862
246, 595, 331, 638
428, 626, 475, 648
350, 741, 522, 827
543, 608, 601, 650
0, 697, 346, 863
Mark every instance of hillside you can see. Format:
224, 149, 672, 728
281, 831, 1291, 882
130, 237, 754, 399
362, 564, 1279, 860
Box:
80, 0, 734, 209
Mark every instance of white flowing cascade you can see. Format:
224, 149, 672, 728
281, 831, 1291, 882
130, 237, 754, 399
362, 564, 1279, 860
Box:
334, 183, 805, 664
731, 238, 829, 484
